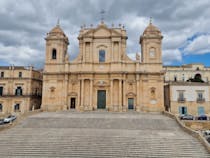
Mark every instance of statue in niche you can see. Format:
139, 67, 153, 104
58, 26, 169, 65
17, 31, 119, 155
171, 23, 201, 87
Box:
121, 54, 124, 60
151, 88, 156, 99
78, 55, 83, 61
72, 83, 75, 91
128, 83, 133, 91
65, 53, 69, 62
136, 53, 140, 61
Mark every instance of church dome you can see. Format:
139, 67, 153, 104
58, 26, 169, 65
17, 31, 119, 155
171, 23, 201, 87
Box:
46, 23, 69, 44
49, 25, 65, 34
143, 22, 161, 36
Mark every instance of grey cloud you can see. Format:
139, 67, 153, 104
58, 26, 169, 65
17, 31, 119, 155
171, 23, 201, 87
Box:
0, 0, 210, 68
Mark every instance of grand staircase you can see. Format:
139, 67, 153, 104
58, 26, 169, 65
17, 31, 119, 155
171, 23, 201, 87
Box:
0, 111, 209, 157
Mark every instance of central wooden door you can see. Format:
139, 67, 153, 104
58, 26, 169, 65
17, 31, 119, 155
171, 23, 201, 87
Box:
97, 90, 106, 109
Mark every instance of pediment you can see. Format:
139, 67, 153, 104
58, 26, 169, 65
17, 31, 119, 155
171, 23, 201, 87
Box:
68, 92, 78, 96
126, 92, 136, 97
94, 27, 111, 37
82, 24, 122, 37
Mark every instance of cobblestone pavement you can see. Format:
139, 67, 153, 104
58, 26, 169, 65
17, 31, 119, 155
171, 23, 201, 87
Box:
0, 111, 209, 157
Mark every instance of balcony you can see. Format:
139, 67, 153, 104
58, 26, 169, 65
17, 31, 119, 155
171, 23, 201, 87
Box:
197, 98, 205, 103
178, 98, 186, 103
0, 94, 41, 98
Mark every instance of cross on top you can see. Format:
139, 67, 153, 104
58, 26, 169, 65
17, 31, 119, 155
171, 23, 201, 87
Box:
100, 9, 105, 22
57, 18, 60, 26
150, 17, 152, 24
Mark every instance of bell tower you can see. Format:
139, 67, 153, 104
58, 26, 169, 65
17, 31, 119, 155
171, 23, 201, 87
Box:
45, 23, 69, 65
140, 20, 163, 64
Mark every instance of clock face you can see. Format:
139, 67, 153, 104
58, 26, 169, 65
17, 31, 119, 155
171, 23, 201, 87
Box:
150, 51, 155, 57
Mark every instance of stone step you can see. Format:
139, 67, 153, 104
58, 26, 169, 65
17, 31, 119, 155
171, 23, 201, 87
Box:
0, 112, 208, 157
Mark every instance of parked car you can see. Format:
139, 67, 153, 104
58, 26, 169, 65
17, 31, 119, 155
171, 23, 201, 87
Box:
198, 115, 208, 120
180, 114, 194, 120
207, 136, 210, 143
0, 119, 4, 125
204, 130, 210, 135
4, 115, 16, 123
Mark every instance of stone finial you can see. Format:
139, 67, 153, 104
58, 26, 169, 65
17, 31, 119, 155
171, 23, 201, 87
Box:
136, 53, 140, 61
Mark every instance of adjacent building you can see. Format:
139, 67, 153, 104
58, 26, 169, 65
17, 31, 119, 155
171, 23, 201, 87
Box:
164, 82, 210, 116
164, 63, 210, 83
164, 63, 210, 116
0, 66, 42, 115
41, 21, 165, 112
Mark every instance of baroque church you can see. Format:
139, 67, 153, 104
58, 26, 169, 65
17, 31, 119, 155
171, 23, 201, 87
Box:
41, 20, 165, 112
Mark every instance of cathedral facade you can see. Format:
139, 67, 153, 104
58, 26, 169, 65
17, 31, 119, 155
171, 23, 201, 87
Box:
41, 21, 164, 112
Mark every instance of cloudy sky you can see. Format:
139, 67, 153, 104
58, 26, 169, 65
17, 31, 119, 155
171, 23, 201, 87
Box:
0, 0, 210, 68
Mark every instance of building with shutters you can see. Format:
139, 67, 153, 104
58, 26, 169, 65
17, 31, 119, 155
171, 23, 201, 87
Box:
164, 82, 210, 116
0, 66, 42, 115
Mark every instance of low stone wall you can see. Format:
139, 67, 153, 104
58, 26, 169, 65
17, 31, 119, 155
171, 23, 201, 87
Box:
162, 111, 210, 153
0, 109, 42, 132
184, 121, 210, 130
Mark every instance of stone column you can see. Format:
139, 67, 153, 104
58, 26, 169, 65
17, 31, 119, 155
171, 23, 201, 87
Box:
111, 42, 113, 62
123, 78, 126, 112
140, 76, 143, 111
64, 74, 68, 110
80, 79, 84, 111
136, 74, 140, 112
77, 79, 81, 111
119, 79, 122, 111
110, 79, 113, 111
90, 79, 93, 110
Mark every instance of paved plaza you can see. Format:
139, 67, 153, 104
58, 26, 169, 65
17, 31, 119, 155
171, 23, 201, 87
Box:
0, 111, 209, 157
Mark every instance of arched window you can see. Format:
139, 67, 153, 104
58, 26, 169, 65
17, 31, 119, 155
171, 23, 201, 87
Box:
0, 104, 2, 112
195, 73, 201, 80
149, 47, 155, 58
15, 87, 22, 96
19, 72, 22, 78
52, 49, 57, 59
0, 72, 4, 77
99, 50, 105, 62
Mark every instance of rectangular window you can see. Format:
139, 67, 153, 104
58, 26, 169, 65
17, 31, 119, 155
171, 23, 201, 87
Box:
19, 72, 22, 78
0, 87, 3, 96
14, 104, 20, 111
99, 50, 105, 62
52, 49, 57, 59
197, 91, 205, 102
178, 91, 185, 102
198, 106, 205, 115
0, 72, 4, 77
15, 87, 22, 96
197, 92, 203, 99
